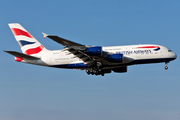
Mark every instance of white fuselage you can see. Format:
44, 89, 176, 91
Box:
21, 44, 177, 69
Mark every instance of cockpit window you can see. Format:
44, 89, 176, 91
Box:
168, 50, 172, 52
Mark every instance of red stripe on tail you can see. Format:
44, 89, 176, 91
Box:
11, 28, 33, 38
25, 45, 44, 55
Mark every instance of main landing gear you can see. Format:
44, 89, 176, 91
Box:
86, 62, 104, 76
86, 68, 104, 76
165, 62, 168, 70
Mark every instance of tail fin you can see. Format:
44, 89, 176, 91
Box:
8, 23, 48, 55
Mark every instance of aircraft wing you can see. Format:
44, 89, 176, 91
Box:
42, 33, 85, 47
43, 33, 95, 67
4, 51, 40, 60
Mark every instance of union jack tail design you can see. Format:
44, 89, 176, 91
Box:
8, 23, 48, 55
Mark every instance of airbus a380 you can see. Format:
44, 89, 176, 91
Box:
5, 23, 177, 76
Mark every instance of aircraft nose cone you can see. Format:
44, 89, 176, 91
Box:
172, 52, 177, 59
174, 53, 177, 59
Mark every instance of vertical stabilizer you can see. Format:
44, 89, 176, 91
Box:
8, 23, 48, 55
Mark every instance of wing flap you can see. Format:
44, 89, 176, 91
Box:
4, 51, 40, 60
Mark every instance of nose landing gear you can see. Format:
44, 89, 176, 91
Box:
165, 66, 168, 70
165, 62, 169, 70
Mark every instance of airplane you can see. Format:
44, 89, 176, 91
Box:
5, 23, 177, 76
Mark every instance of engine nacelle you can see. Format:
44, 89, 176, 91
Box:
102, 69, 111, 74
107, 54, 123, 63
113, 66, 127, 73
86, 46, 102, 56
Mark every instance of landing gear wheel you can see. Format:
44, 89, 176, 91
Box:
94, 70, 97, 74
86, 69, 90, 75
101, 73, 104, 76
86, 67, 105, 76
165, 66, 168, 70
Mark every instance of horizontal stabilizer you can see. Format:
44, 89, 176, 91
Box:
4, 51, 40, 60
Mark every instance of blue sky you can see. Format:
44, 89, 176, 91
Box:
0, 0, 180, 120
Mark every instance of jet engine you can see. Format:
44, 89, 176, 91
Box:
107, 54, 123, 63
86, 46, 102, 56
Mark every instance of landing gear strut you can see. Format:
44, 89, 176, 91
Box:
165, 62, 168, 70
86, 62, 104, 76
86, 68, 104, 76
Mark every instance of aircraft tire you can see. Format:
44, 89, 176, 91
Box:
165, 66, 168, 70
